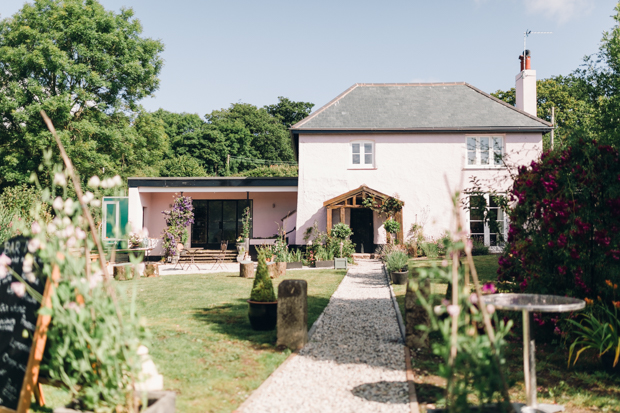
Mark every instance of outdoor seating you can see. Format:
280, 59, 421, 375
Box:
173, 243, 187, 270
210, 240, 228, 271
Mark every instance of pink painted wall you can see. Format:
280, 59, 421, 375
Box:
295, 132, 542, 245
133, 191, 297, 255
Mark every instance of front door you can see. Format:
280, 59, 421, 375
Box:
350, 208, 373, 253
192, 200, 252, 249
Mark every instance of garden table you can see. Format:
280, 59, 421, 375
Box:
481, 293, 585, 413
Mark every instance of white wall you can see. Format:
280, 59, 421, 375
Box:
295, 132, 542, 245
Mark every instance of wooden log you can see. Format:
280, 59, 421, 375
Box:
267, 262, 276, 279
144, 263, 159, 277
113, 265, 127, 281
240, 262, 254, 278
275, 262, 287, 278
276, 280, 308, 350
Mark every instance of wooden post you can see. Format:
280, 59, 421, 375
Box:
326, 207, 332, 234
396, 210, 404, 243
339, 207, 345, 225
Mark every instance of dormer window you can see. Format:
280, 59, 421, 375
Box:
466, 136, 504, 167
351, 141, 375, 168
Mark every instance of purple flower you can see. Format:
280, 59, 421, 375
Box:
482, 283, 497, 294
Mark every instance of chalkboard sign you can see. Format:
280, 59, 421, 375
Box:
0, 236, 48, 413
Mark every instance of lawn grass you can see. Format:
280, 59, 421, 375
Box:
32, 268, 345, 413
393, 254, 500, 323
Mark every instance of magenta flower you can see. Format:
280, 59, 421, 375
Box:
482, 283, 497, 294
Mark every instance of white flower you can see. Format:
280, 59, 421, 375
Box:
53, 172, 67, 186
88, 271, 104, 289
31, 221, 41, 234
22, 254, 34, 273
447, 305, 461, 317
100, 178, 111, 189
66, 236, 76, 248
75, 228, 86, 240
28, 238, 41, 253
62, 217, 71, 226
112, 175, 122, 187
82, 191, 94, 204
64, 198, 74, 215
47, 222, 57, 234
11, 282, 26, 297
63, 225, 75, 239
91, 200, 101, 207
433, 305, 444, 316
52, 197, 63, 211
469, 293, 478, 305
64, 302, 81, 313
25, 272, 36, 283
88, 176, 101, 188
486, 304, 496, 315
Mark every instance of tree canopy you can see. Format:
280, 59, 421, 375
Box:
0, 0, 165, 188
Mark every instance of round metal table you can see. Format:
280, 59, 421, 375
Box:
481, 294, 585, 413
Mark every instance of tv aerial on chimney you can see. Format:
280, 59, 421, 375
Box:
523, 29, 552, 61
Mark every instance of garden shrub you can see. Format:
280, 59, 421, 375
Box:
498, 138, 620, 300
161, 195, 194, 259
421, 241, 439, 259
385, 250, 408, 273
470, 238, 489, 256
250, 250, 277, 302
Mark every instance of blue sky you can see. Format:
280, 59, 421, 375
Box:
1, 0, 618, 116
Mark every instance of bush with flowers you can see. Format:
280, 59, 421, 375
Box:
0, 149, 152, 412
497, 137, 620, 302
161, 194, 194, 259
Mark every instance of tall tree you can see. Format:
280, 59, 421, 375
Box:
0, 0, 164, 188
264, 96, 314, 128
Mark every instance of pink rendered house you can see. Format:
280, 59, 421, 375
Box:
128, 56, 551, 256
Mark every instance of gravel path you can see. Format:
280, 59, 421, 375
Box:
239, 259, 410, 413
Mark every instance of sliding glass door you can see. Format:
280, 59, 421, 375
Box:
191, 199, 252, 249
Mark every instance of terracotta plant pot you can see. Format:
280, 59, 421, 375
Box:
247, 300, 278, 331
391, 271, 408, 285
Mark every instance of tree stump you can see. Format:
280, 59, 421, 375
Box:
113, 266, 128, 281
145, 264, 159, 277
276, 280, 308, 350
275, 262, 287, 278
267, 262, 276, 279
405, 270, 431, 349
240, 262, 254, 278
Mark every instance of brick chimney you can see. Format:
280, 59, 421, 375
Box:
515, 49, 537, 116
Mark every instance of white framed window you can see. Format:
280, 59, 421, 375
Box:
468, 194, 508, 251
350, 141, 375, 168
466, 136, 504, 167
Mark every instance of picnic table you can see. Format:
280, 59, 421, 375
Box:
482, 293, 585, 413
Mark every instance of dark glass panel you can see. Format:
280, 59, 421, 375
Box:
470, 222, 484, 233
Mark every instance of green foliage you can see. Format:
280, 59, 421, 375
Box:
0, 0, 165, 188
159, 155, 208, 177
421, 242, 439, 259
330, 223, 353, 240
414, 241, 513, 410
286, 248, 303, 263
385, 251, 408, 273
231, 164, 298, 177
0, 205, 16, 243
568, 302, 620, 370
161, 195, 194, 258
470, 238, 489, 256
383, 218, 400, 235
16, 159, 151, 412
264, 96, 314, 128
250, 250, 277, 302
361, 194, 404, 217
241, 207, 251, 239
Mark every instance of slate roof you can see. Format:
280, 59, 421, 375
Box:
291, 83, 552, 133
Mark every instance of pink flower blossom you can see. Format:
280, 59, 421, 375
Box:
447, 305, 460, 317
482, 283, 497, 294
11, 282, 26, 297
31, 221, 41, 234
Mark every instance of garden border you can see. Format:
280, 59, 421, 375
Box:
383, 263, 421, 413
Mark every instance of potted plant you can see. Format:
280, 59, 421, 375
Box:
286, 248, 303, 269
240, 206, 251, 252
247, 250, 278, 331
386, 250, 409, 284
